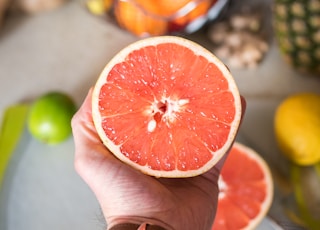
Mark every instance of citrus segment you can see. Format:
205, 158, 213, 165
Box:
92, 36, 241, 178
213, 142, 274, 229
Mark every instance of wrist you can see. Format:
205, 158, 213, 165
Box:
108, 222, 167, 230
107, 216, 173, 230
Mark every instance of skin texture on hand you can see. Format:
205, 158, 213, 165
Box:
71, 89, 246, 230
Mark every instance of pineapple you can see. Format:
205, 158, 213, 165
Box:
273, 0, 320, 76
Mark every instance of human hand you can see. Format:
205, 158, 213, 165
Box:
72, 89, 246, 230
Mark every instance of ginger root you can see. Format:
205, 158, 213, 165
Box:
208, 13, 269, 69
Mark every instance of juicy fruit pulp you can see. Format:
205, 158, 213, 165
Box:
92, 36, 242, 178
212, 142, 273, 230
28, 92, 77, 145
274, 93, 320, 165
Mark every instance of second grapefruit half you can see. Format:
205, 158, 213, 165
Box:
212, 142, 274, 229
92, 36, 242, 178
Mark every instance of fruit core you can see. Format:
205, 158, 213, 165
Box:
147, 97, 189, 132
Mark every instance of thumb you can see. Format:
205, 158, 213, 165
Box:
71, 89, 118, 186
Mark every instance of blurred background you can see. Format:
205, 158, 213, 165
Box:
0, 0, 319, 229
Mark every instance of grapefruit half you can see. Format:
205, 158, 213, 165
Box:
92, 36, 242, 178
213, 142, 274, 229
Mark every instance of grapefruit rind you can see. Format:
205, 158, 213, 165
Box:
214, 142, 274, 230
92, 36, 242, 178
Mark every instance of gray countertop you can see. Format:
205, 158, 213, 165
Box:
1, 1, 319, 229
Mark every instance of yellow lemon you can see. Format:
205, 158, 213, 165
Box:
274, 93, 320, 166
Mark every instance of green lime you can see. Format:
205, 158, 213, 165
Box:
27, 92, 77, 145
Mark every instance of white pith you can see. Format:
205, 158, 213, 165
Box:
146, 96, 190, 132
92, 36, 242, 178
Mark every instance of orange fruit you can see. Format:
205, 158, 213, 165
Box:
212, 142, 274, 229
92, 36, 242, 178
138, 0, 213, 17
114, 0, 214, 36
166, 0, 214, 30
114, 0, 168, 37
